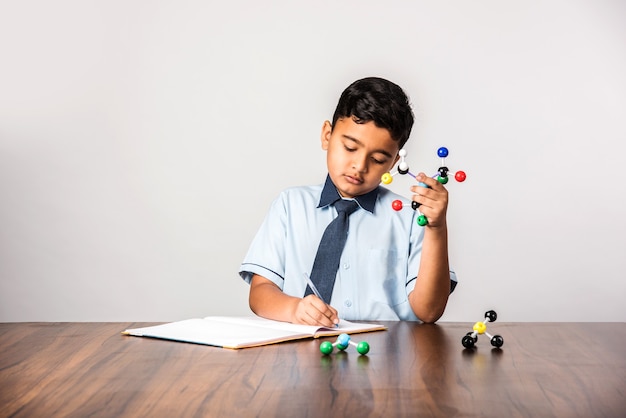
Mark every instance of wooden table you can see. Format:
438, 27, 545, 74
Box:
1, 321, 624, 417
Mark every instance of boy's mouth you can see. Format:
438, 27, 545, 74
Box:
344, 174, 364, 185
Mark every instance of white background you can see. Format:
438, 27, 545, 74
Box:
1, 0, 625, 322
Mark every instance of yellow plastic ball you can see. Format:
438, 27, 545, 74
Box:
473, 321, 487, 334
381, 173, 393, 185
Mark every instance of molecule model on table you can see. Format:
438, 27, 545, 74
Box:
462, 310, 504, 349
381, 147, 466, 226
320, 333, 370, 355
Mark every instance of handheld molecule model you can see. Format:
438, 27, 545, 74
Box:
462, 310, 504, 349
320, 333, 370, 355
381, 147, 466, 226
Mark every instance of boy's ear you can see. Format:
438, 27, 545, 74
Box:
320, 120, 332, 150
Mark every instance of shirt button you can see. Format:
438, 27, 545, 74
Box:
344, 300, 352, 307
343, 263, 350, 269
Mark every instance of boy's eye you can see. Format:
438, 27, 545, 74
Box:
372, 158, 385, 165
344, 145, 356, 152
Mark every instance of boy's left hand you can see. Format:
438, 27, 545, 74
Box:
411, 173, 448, 228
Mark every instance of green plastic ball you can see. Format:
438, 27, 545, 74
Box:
356, 341, 370, 355
320, 341, 334, 355
437, 176, 449, 185
337, 343, 349, 351
417, 215, 428, 226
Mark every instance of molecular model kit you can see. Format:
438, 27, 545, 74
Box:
462, 310, 504, 349
320, 333, 370, 355
381, 147, 466, 226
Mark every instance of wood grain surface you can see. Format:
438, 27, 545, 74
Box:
1, 322, 624, 417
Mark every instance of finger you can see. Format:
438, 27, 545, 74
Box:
413, 189, 448, 209
305, 310, 335, 327
415, 172, 440, 189
321, 304, 339, 325
411, 187, 436, 210
413, 172, 446, 192
303, 297, 338, 327
412, 177, 448, 203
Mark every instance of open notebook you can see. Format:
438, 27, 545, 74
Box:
123, 316, 386, 349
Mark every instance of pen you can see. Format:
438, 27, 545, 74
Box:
303, 273, 338, 328
303, 273, 323, 300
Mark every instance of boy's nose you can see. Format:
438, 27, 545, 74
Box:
352, 156, 368, 173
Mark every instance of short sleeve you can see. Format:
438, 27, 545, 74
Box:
239, 193, 288, 288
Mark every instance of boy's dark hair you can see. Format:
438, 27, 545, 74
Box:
332, 77, 414, 149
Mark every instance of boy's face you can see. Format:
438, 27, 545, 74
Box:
321, 117, 400, 199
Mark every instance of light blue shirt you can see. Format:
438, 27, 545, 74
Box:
239, 175, 457, 321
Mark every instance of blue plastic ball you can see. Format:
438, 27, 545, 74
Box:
337, 333, 350, 346
437, 147, 449, 158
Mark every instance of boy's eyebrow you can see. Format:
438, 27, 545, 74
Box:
342, 135, 394, 158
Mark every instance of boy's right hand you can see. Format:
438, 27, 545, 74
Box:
293, 295, 339, 328
249, 274, 339, 327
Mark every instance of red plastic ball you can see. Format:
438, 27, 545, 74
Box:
391, 200, 403, 211
455, 171, 467, 182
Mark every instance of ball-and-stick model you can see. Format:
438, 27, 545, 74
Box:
381, 147, 466, 226
462, 310, 504, 349
320, 333, 370, 355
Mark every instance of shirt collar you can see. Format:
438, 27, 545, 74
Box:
317, 174, 378, 213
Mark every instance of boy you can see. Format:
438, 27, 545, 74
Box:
239, 77, 456, 326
